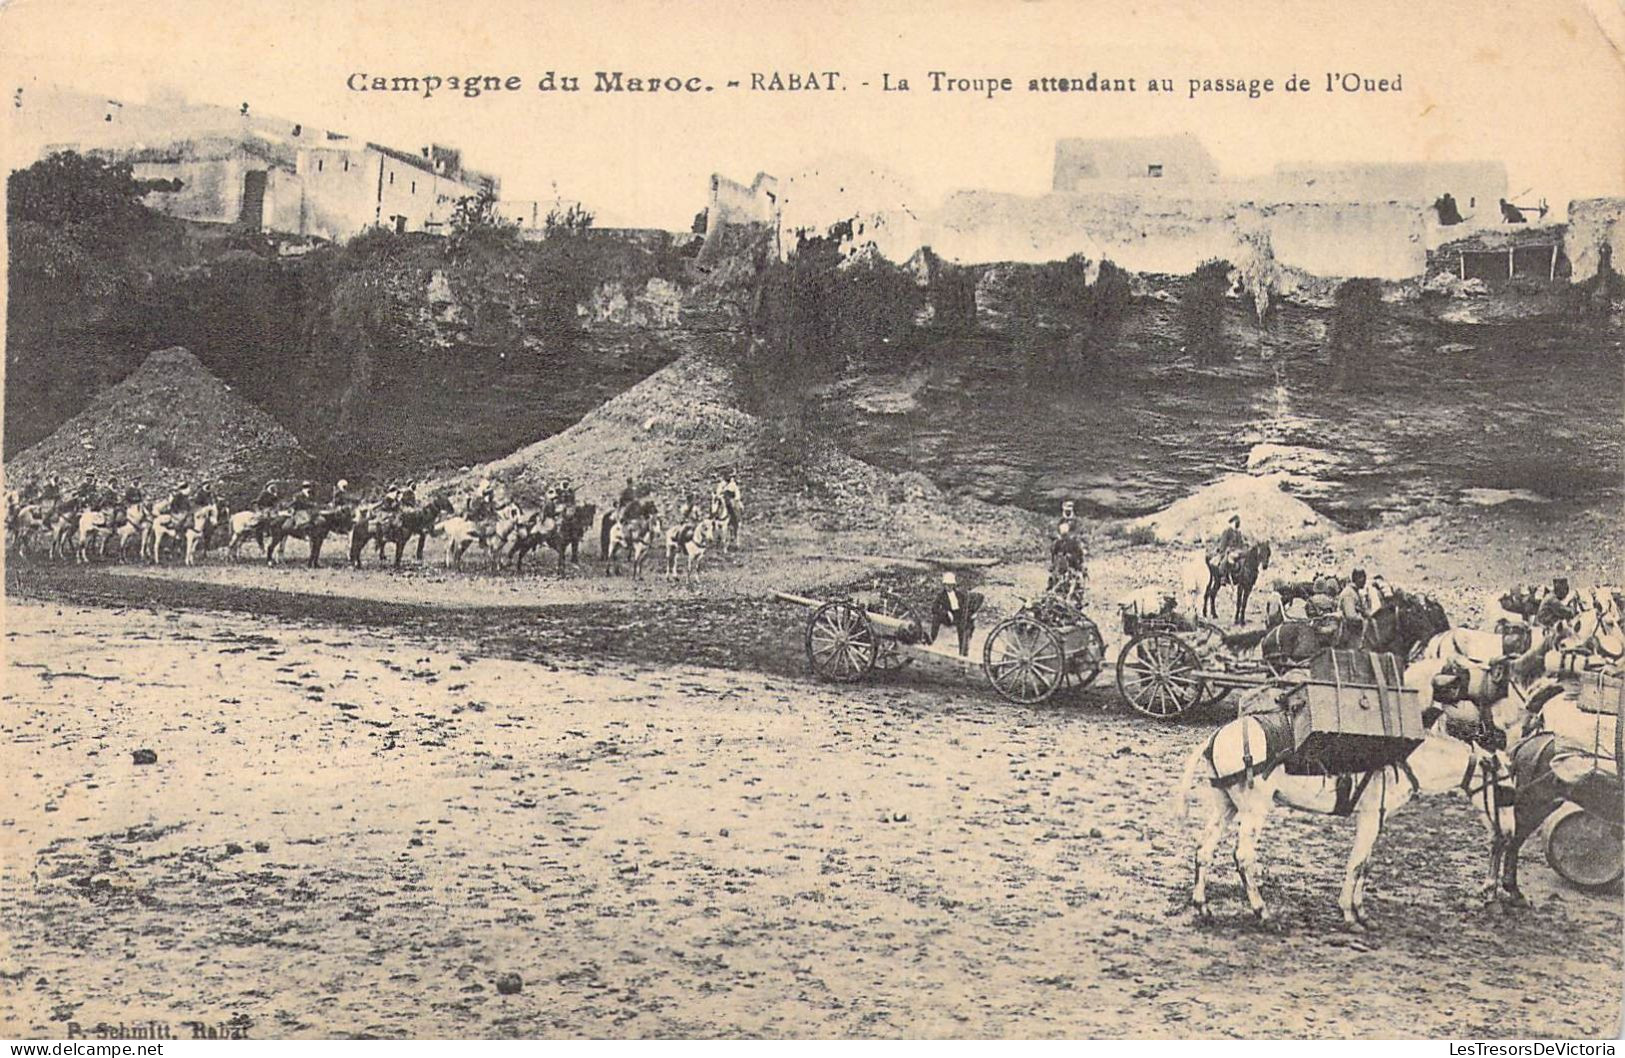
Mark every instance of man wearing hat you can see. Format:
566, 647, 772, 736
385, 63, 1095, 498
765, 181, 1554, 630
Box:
254, 480, 280, 510
929, 571, 984, 658
1208, 513, 1247, 570
1335, 568, 1370, 649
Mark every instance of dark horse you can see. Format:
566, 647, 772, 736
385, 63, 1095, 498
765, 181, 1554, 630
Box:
1483, 684, 1618, 905
350, 497, 453, 569
512, 502, 597, 574
1204, 541, 1272, 624
265, 507, 353, 568
1253, 588, 1450, 672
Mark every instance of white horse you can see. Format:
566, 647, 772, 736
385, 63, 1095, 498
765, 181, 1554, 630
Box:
226, 510, 269, 560
1177, 668, 1527, 929
664, 519, 716, 586
74, 509, 111, 564
439, 516, 499, 570
606, 513, 660, 579
183, 505, 220, 566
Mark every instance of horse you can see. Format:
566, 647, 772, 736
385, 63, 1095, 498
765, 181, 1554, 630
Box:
1178, 667, 1528, 929
226, 509, 271, 560
439, 513, 506, 571
351, 496, 454, 569
1490, 682, 1621, 903
74, 508, 112, 563
510, 502, 597, 575
1254, 588, 1449, 673
665, 518, 717, 586
606, 503, 660, 579
710, 492, 742, 553
183, 503, 225, 566
1204, 541, 1272, 625
263, 506, 353, 568
7, 502, 60, 558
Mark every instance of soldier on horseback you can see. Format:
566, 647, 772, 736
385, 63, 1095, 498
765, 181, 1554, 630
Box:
1335, 568, 1370, 649
287, 481, 316, 530
1208, 514, 1247, 571
72, 472, 98, 508
1536, 576, 1583, 631
123, 479, 144, 506
331, 478, 355, 507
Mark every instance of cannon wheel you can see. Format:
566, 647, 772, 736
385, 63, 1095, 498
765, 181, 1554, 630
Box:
1200, 683, 1234, 708
984, 615, 1067, 705
1116, 630, 1204, 719
1546, 807, 1624, 890
805, 600, 878, 683
871, 595, 920, 672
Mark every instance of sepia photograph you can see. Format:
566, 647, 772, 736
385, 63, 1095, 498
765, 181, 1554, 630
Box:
0, 0, 1621, 1043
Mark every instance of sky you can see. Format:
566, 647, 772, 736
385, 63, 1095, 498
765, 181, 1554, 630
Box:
2, 0, 1622, 228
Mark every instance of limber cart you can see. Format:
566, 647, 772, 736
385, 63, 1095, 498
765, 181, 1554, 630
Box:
1113, 603, 1297, 720
776, 589, 1106, 705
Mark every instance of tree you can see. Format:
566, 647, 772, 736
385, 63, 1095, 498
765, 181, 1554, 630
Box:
543, 200, 595, 237
8, 151, 166, 281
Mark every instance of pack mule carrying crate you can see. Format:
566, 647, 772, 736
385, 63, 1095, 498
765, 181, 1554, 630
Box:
1283, 649, 1425, 776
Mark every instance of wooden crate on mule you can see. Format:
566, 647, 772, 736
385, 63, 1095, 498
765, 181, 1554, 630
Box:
1281, 650, 1425, 776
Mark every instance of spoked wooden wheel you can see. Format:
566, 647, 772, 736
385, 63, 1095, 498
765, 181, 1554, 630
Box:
871, 595, 921, 672
1546, 807, 1624, 890
1116, 630, 1204, 719
805, 600, 878, 683
984, 616, 1067, 705
1199, 683, 1234, 708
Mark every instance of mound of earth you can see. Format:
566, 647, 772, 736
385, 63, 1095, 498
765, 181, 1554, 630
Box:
1129, 472, 1336, 546
4, 347, 312, 504
437, 352, 1043, 557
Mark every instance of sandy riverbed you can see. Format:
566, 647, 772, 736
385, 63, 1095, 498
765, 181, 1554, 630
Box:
1, 589, 1619, 1039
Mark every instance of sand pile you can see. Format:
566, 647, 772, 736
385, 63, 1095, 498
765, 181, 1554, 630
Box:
4, 347, 311, 503
1129, 472, 1336, 546
436, 352, 1042, 556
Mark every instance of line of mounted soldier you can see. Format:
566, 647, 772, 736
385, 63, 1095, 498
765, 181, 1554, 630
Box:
4, 467, 747, 582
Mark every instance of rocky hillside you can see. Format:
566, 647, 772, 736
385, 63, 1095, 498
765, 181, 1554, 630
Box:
433, 352, 1046, 556
4, 347, 312, 504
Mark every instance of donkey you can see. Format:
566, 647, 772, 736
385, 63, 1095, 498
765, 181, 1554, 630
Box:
1177, 667, 1528, 929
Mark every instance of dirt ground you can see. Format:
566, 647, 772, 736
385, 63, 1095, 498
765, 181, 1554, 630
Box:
2, 502, 1621, 1039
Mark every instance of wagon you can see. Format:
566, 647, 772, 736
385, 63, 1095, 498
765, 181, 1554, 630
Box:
1542, 667, 1623, 890
1113, 604, 1288, 719
778, 587, 1106, 705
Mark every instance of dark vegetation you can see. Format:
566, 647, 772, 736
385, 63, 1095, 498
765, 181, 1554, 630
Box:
1179, 258, 1234, 364
1330, 278, 1384, 387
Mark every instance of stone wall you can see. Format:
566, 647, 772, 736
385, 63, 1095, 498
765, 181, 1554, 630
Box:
1565, 198, 1625, 282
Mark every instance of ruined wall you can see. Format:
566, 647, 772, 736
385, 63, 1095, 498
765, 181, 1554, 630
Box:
1564, 198, 1625, 282
928, 191, 1427, 283
1265, 202, 1425, 279
699, 172, 779, 265
1053, 134, 1222, 190
296, 147, 379, 241
133, 157, 242, 224
1269, 160, 1507, 215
